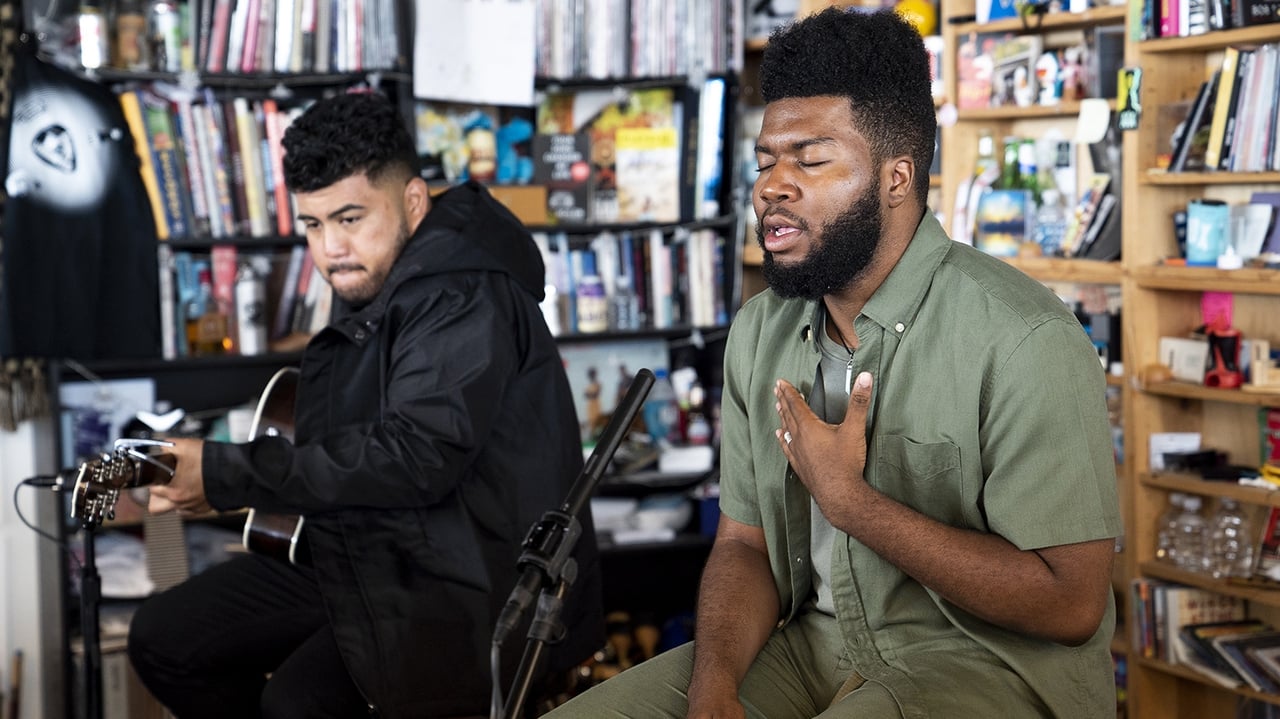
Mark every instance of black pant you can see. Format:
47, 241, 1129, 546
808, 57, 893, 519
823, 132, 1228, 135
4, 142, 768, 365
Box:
127, 553, 369, 719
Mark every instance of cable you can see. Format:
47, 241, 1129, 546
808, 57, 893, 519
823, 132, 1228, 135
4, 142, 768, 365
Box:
13, 477, 82, 571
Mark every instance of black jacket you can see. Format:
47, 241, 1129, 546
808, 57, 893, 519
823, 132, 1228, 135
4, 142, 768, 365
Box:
204, 181, 603, 716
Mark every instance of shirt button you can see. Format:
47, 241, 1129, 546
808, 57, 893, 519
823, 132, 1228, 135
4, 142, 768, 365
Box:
894, 322, 905, 332
795, 556, 804, 565
354, 330, 367, 340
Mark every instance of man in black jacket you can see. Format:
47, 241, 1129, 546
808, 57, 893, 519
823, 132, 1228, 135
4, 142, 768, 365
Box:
128, 92, 603, 718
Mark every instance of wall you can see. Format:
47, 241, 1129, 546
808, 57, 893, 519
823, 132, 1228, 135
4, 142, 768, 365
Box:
1, 418, 65, 718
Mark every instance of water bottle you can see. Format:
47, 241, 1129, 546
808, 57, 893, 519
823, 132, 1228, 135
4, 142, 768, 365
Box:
1208, 498, 1256, 579
1156, 492, 1185, 565
642, 369, 680, 446
1173, 495, 1209, 574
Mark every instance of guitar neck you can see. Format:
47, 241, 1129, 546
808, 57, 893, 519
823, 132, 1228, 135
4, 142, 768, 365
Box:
132, 453, 177, 488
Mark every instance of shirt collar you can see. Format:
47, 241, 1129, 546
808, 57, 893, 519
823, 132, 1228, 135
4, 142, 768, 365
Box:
799, 211, 952, 352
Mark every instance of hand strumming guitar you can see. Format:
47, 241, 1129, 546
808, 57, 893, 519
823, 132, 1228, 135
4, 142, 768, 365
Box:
148, 438, 211, 515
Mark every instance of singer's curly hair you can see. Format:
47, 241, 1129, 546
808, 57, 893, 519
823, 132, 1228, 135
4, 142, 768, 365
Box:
760, 8, 936, 207
282, 91, 420, 193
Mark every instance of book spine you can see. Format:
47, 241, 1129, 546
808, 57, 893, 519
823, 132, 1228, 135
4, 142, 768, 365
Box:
174, 100, 211, 237
157, 244, 178, 359
1206, 46, 1244, 169
118, 90, 170, 240
272, 244, 307, 339
218, 99, 252, 235
142, 93, 193, 238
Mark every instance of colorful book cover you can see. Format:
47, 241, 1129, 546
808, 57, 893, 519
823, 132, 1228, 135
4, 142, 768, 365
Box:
973, 189, 1032, 257
616, 126, 680, 223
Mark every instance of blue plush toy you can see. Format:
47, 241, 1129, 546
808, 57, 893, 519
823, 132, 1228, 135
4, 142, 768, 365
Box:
495, 116, 534, 185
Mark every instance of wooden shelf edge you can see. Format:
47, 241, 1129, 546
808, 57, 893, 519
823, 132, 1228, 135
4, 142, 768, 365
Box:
1139, 561, 1280, 608
1129, 654, 1280, 705
1003, 256, 1123, 284
949, 5, 1127, 35
1138, 24, 1280, 53
1129, 264, 1280, 294
1142, 170, 1280, 186
1138, 380, 1280, 406
1140, 472, 1280, 508
956, 100, 1113, 121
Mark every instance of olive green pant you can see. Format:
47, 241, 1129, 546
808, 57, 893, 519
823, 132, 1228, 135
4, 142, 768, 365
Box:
543, 611, 903, 718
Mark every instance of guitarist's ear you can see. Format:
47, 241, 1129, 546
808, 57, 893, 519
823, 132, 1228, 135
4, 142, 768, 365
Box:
404, 176, 430, 233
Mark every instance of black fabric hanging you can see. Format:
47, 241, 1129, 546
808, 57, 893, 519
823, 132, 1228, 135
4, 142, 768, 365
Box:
1, 42, 160, 359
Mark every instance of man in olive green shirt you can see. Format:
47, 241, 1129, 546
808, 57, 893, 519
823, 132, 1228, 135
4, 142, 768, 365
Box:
547, 8, 1121, 718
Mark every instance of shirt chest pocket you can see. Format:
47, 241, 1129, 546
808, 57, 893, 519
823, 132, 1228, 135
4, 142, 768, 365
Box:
874, 434, 964, 524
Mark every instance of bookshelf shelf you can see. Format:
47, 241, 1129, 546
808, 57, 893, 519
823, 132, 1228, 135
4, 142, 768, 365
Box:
1130, 655, 1280, 706
1141, 472, 1280, 508
529, 214, 738, 236
1001, 256, 1123, 284
86, 68, 411, 88
949, 5, 1127, 36
1129, 265, 1280, 294
1139, 381, 1280, 406
1140, 561, 1280, 610
1139, 25, 1280, 53
1142, 170, 1280, 186
955, 100, 1116, 122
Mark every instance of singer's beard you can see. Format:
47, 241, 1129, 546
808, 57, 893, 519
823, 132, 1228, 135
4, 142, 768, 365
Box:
759, 177, 883, 301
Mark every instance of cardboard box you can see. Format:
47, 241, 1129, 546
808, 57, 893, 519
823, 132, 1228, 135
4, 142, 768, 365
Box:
488, 184, 549, 226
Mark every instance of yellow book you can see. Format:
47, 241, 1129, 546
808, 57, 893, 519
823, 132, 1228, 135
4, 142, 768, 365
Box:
1204, 46, 1242, 171
118, 90, 169, 240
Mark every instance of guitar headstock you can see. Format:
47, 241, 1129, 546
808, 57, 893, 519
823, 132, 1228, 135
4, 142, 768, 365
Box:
70, 439, 175, 527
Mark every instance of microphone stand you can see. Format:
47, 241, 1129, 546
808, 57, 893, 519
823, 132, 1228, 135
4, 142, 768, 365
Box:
79, 513, 104, 719
491, 367, 655, 719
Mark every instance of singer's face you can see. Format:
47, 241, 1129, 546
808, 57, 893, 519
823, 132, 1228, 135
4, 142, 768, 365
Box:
295, 172, 429, 306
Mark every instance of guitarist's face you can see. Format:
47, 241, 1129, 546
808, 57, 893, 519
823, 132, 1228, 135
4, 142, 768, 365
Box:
295, 171, 431, 306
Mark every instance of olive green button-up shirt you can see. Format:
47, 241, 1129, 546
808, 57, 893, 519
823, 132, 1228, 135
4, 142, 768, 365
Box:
719, 212, 1122, 718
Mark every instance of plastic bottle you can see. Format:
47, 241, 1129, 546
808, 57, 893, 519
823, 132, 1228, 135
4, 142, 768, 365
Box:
608, 272, 638, 331
1173, 495, 1209, 574
1033, 188, 1068, 257
576, 253, 608, 333
642, 369, 680, 446
1155, 492, 1185, 565
1208, 498, 1256, 579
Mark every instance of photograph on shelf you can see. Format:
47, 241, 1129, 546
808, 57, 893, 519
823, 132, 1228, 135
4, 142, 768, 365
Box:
57, 378, 156, 468
558, 338, 669, 442
988, 35, 1044, 108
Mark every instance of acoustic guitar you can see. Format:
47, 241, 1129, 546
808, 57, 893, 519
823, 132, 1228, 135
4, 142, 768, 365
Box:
69, 366, 309, 566
238, 366, 309, 567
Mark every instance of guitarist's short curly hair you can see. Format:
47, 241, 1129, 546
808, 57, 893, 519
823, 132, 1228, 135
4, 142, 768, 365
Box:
282, 91, 420, 193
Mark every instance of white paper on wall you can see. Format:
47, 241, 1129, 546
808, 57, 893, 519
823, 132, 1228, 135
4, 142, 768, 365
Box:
413, 0, 536, 106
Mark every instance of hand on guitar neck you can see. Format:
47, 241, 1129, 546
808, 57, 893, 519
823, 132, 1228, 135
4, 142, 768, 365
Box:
146, 437, 213, 516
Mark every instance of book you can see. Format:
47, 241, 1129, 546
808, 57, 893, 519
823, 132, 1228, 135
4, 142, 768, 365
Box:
615, 126, 681, 223
118, 90, 169, 240
1246, 644, 1280, 685
1204, 46, 1249, 170
1213, 629, 1280, 692
1062, 173, 1112, 255
271, 244, 307, 340
140, 92, 195, 239
1249, 191, 1280, 254
1156, 585, 1246, 662
232, 98, 271, 237
972, 189, 1032, 257
1180, 619, 1270, 681
1169, 70, 1220, 172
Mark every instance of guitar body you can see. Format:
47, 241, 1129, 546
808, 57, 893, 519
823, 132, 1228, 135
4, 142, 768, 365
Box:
240, 366, 310, 566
